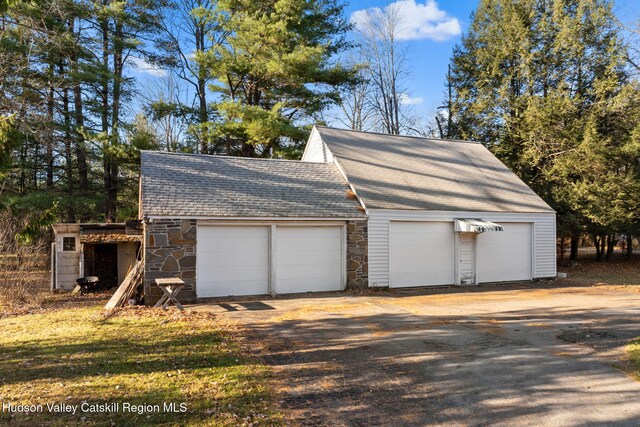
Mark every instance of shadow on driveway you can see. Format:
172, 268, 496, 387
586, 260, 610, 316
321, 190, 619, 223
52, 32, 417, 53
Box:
193, 286, 640, 426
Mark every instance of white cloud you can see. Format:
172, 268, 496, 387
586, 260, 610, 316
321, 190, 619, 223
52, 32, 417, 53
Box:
399, 93, 424, 105
351, 0, 461, 42
127, 56, 168, 77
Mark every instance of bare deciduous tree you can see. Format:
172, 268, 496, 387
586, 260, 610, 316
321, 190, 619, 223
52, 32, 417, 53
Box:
0, 212, 49, 311
138, 74, 189, 152
156, 0, 224, 153
354, 6, 410, 135
336, 6, 424, 135
328, 56, 375, 131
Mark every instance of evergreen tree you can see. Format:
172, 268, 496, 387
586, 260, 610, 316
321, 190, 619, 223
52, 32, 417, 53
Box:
197, 0, 354, 158
447, 0, 639, 260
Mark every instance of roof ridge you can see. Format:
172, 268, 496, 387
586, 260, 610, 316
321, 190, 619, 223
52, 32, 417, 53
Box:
140, 150, 319, 164
314, 125, 480, 145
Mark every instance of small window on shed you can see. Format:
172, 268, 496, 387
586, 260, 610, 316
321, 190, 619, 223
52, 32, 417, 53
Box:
62, 236, 76, 252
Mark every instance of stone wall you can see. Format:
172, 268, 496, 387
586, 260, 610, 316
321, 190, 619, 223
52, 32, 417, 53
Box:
144, 219, 197, 305
346, 220, 368, 289
143, 219, 367, 302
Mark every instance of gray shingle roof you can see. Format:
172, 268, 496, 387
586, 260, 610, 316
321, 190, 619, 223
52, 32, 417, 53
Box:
315, 126, 554, 213
140, 151, 365, 218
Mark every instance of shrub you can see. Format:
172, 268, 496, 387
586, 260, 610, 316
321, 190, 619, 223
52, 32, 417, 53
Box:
0, 212, 49, 312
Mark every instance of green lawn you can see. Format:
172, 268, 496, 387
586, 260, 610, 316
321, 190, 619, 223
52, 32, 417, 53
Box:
0, 305, 282, 426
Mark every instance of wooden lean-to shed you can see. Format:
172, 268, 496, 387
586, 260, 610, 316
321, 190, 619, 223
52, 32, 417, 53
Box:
51, 221, 143, 291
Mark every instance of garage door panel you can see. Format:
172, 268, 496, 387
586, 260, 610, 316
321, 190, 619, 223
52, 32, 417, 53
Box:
277, 277, 339, 291
477, 223, 531, 283
199, 242, 266, 254
277, 233, 341, 250
276, 226, 343, 294
202, 251, 267, 266
200, 265, 265, 280
280, 263, 342, 278
198, 237, 269, 254
197, 226, 269, 297
197, 224, 344, 297
279, 250, 341, 265
390, 222, 455, 287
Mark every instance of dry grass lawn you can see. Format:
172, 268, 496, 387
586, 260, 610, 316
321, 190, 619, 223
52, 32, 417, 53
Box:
1, 251, 639, 425
0, 303, 283, 426
558, 252, 640, 287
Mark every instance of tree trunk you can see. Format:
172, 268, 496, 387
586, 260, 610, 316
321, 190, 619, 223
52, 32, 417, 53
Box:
195, 22, 208, 154
19, 142, 27, 194
62, 81, 75, 222
241, 142, 255, 157
103, 18, 124, 222
569, 234, 579, 261
73, 83, 88, 192
594, 234, 603, 261
46, 64, 55, 188
100, 11, 110, 216
70, 17, 88, 196
446, 64, 453, 138
627, 234, 633, 260
606, 234, 615, 260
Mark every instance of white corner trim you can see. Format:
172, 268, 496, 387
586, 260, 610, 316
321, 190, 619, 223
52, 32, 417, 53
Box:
270, 224, 277, 296
333, 158, 368, 213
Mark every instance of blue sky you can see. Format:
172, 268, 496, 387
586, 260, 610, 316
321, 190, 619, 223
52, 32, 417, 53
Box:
341, 0, 640, 125
343, 0, 477, 121
128, 1, 640, 130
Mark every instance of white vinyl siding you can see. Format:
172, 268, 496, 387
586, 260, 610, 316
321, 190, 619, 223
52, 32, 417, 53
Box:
368, 218, 389, 287
476, 223, 532, 283
368, 210, 556, 287
533, 218, 556, 278
301, 128, 334, 163
389, 222, 455, 287
275, 226, 343, 293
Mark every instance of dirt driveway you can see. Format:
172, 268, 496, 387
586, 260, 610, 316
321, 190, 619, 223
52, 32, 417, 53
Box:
192, 283, 640, 426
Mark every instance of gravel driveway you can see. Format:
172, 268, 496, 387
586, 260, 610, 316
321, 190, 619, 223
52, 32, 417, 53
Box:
193, 283, 640, 426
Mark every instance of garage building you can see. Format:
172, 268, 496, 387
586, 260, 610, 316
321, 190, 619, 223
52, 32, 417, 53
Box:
302, 126, 556, 289
139, 152, 366, 303
140, 125, 556, 303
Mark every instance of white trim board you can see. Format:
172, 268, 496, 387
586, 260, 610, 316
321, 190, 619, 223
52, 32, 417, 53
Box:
146, 216, 366, 222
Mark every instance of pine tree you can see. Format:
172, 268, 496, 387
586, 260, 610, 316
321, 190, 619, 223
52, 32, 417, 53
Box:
197, 0, 354, 158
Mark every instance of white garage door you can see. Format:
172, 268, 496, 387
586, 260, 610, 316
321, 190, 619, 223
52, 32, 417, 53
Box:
275, 226, 343, 294
477, 222, 532, 283
389, 221, 455, 288
197, 226, 269, 297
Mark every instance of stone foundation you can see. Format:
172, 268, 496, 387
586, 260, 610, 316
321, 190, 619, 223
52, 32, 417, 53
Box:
346, 220, 368, 289
144, 219, 197, 305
